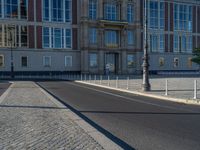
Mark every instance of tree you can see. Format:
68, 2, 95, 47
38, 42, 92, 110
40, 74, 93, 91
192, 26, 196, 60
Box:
192, 48, 200, 71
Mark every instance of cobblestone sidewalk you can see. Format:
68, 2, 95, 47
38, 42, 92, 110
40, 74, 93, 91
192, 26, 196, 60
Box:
0, 82, 120, 150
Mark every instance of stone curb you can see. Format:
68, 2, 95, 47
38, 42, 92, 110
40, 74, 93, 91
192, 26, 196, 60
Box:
75, 81, 200, 106
0, 82, 13, 104
35, 83, 123, 150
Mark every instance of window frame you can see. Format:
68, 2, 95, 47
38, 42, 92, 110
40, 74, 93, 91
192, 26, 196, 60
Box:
21, 56, 28, 68
43, 56, 52, 67
65, 55, 72, 67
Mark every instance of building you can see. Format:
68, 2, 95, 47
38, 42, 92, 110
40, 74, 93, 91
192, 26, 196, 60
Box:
0, 0, 200, 76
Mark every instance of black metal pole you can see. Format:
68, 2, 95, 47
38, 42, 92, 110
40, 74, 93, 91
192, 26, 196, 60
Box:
142, 0, 151, 91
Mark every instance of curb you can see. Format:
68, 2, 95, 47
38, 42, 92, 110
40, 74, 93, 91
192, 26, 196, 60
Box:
36, 82, 124, 150
0, 83, 13, 104
75, 81, 200, 106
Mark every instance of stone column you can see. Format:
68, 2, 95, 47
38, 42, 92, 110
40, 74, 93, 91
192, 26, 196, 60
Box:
122, 51, 127, 74
98, 0, 103, 19
98, 51, 105, 74
121, 0, 127, 21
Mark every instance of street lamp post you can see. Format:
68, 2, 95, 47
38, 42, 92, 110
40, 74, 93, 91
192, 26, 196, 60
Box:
8, 27, 15, 79
142, 0, 151, 91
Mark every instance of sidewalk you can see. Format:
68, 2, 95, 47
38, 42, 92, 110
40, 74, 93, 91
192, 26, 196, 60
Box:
0, 82, 121, 150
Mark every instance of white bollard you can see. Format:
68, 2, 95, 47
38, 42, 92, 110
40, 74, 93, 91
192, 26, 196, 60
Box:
100, 75, 102, 84
127, 76, 129, 90
116, 76, 118, 88
165, 79, 168, 96
108, 76, 110, 86
194, 80, 197, 100
94, 75, 96, 84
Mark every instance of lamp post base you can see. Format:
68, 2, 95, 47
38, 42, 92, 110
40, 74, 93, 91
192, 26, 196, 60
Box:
142, 83, 151, 92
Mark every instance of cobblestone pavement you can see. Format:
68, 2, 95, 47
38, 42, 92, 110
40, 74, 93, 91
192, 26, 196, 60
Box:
79, 75, 200, 100
0, 82, 115, 150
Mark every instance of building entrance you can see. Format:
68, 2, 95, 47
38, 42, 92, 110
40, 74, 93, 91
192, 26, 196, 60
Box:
105, 53, 118, 74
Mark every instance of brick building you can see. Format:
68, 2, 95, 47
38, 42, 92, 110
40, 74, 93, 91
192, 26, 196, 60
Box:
0, 0, 200, 76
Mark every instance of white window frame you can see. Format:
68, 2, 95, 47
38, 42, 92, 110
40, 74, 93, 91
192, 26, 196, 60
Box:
65, 55, 72, 67
43, 56, 51, 67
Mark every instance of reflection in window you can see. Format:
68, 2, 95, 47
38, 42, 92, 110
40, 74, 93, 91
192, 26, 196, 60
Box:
89, 53, 98, 68
0, 55, 4, 67
4, 0, 18, 18
127, 54, 134, 68
66, 29, 71, 48
52, 0, 63, 22
54, 28, 62, 48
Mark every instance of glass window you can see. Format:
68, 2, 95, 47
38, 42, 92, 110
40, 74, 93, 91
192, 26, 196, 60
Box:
43, 0, 50, 21
127, 54, 134, 68
66, 29, 71, 48
160, 2, 164, 29
4, 0, 18, 18
127, 4, 134, 23
20, 0, 27, 19
104, 3, 118, 21
149, 1, 159, 29
127, 30, 134, 45
89, 28, 97, 44
0, 25, 3, 47
187, 36, 192, 53
43, 0, 71, 22
43, 56, 51, 67
89, 53, 98, 67
21, 26, 28, 47
4, 25, 16, 47
0, 2, 2, 18
43, 27, 50, 48
65, 56, 72, 67
174, 58, 179, 68
54, 28, 62, 48
174, 4, 193, 31
160, 34, 164, 53
65, 0, 71, 22
21, 56, 28, 67
159, 57, 164, 67
150, 34, 158, 52
174, 34, 179, 52
105, 30, 118, 47
0, 55, 4, 67
89, 0, 97, 20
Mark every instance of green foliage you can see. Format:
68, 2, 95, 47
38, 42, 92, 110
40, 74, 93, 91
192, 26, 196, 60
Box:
192, 48, 200, 65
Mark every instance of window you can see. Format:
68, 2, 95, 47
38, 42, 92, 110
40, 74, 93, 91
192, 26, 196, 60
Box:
127, 54, 134, 68
174, 33, 192, 53
174, 58, 179, 68
89, 53, 97, 67
159, 57, 164, 67
43, 56, 51, 67
21, 26, 28, 47
4, 0, 18, 18
127, 4, 134, 23
0, 2, 2, 18
89, 28, 97, 44
89, 0, 97, 20
43, 27, 50, 48
150, 34, 158, 52
0, 26, 3, 47
43, 0, 71, 22
0, 55, 4, 67
21, 56, 28, 67
105, 30, 118, 47
65, 29, 71, 48
65, 56, 72, 67
188, 57, 192, 68
104, 3, 118, 21
20, 0, 27, 19
43, 27, 71, 49
160, 34, 164, 53
187, 36, 193, 53
4, 25, 16, 47
174, 4, 192, 31
127, 30, 134, 45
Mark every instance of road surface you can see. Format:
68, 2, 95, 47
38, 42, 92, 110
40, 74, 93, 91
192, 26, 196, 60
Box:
38, 81, 200, 150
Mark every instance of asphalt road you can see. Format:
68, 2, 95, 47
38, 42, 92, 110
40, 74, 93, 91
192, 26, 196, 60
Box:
0, 82, 10, 96
38, 81, 200, 150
